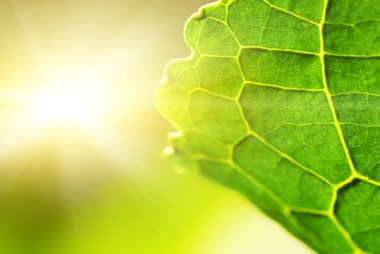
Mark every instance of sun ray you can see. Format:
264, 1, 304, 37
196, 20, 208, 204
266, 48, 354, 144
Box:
0, 0, 176, 210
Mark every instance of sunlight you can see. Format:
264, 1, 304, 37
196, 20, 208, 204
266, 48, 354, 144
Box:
31, 82, 102, 125
1, 65, 118, 130
0, 0, 169, 198
0, 54, 138, 171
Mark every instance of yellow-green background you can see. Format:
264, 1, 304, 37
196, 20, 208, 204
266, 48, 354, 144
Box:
0, 0, 311, 253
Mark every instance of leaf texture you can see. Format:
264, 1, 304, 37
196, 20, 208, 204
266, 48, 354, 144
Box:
155, 0, 380, 253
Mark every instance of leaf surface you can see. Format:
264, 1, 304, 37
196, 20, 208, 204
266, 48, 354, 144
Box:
156, 0, 380, 253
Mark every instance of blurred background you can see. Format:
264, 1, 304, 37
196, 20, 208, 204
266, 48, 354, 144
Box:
0, 0, 312, 253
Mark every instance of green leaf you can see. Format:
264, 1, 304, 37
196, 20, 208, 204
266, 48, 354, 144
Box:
155, 0, 380, 253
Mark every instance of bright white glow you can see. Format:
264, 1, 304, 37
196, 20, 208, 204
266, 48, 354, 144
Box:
0, 0, 167, 202
33, 85, 97, 124
11, 71, 114, 133
0, 68, 130, 164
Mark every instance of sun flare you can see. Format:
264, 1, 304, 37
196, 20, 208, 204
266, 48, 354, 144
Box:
0, 0, 166, 196
29, 81, 105, 126
2, 67, 121, 132
0, 54, 141, 171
